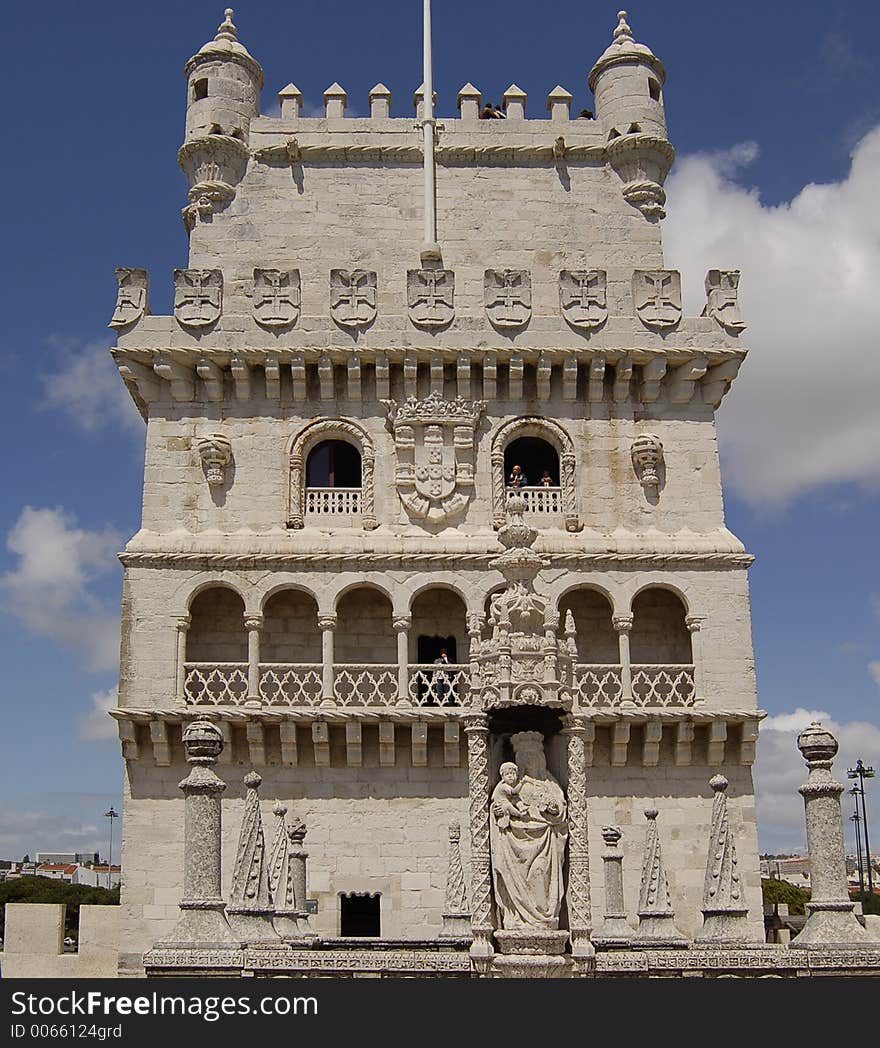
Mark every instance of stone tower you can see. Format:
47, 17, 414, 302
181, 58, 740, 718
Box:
109, 9, 764, 976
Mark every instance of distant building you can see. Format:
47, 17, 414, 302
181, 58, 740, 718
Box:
34, 852, 100, 865
760, 857, 811, 889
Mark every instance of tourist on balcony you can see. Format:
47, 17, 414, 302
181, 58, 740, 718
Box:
433, 648, 451, 704
508, 464, 528, 488
540, 470, 554, 486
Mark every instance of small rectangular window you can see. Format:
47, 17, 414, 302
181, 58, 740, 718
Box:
648, 78, 661, 102
193, 78, 208, 101
340, 892, 381, 936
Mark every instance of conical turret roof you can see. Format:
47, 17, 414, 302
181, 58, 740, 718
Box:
186, 8, 264, 86
589, 10, 665, 90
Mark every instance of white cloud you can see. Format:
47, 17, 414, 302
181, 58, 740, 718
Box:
39, 336, 142, 436
755, 711, 880, 852
0, 807, 112, 860
0, 506, 122, 671
869, 662, 880, 688
76, 687, 119, 742
664, 125, 880, 507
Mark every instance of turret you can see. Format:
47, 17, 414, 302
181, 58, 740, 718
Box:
179, 10, 264, 234
588, 11, 673, 219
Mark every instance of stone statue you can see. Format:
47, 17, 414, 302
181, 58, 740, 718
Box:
489, 731, 568, 929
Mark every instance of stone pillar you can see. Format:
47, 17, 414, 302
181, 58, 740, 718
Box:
318, 614, 337, 706
269, 804, 313, 939
440, 820, 472, 938
465, 713, 494, 960
695, 774, 753, 943
685, 615, 704, 702
613, 614, 634, 706
791, 723, 872, 948
226, 771, 280, 941
244, 614, 263, 708
394, 615, 411, 705
633, 808, 686, 946
466, 612, 483, 693
562, 715, 595, 960
596, 826, 633, 944
175, 614, 191, 704
165, 720, 237, 945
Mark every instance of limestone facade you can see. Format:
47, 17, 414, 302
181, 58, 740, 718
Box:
110, 10, 769, 976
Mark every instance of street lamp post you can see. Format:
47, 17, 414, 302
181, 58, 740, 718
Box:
104, 806, 119, 889
848, 760, 875, 901
849, 786, 865, 910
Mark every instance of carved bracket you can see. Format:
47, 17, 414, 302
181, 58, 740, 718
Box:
631, 433, 664, 492
197, 433, 232, 487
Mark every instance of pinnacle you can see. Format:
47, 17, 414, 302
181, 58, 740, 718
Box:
215, 7, 238, 43
614, 10, 634, 44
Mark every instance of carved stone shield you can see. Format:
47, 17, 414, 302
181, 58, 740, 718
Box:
408, 269, 455, 328
704, 269, 746, 332
330, 269, 377, 328
414, 425, 456, 503
559, 270, 607, 330
109, 268, 149, 328
174, 269, 222, 328
253, 268, 300, 328
633, 270, 682, 329
485, 270, 531, 328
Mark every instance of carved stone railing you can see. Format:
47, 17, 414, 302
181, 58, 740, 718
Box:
573, 664, 624, 707
407, 664, 471, 707
631, 664, 696, 706
508, 485, 562, 517
333, 664, 398, 706
259, 664, 323, 706
183, 662, 249, 705
305, 487, 362, 516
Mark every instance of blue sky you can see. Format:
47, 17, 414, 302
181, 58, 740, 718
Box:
0, 0, 878, 860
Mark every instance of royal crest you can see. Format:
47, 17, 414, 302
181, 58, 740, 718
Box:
703, 269, 746, 332
174, 269, 222, 328
485, 269, 531, 328
407, 268, 455, 328
253, 269, 300, 328
633, 270, 682, 329
330, 269, 377, 328
559, 270, 607, 330
109, 267, 149, 329
384, 392, 483, 523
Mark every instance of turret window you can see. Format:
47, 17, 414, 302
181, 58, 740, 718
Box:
193, 78, 208, 101
648, 78, 661, 102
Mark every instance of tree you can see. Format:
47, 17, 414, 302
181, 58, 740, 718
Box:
761, 877, 810, 915
0, 875, 119, 940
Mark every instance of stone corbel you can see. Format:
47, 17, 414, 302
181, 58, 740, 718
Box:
640, 357, 667, 404
669, 356, 708, 404
154, 357, 195, 402
631, 434, 664, 492
702, 358, 743, 408
197, 433, 232, 487
114, 358, 161, 415
178, 135, 249, 232
196, 358, 225, 402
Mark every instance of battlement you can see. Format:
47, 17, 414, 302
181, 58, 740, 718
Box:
0, 904, 119, 978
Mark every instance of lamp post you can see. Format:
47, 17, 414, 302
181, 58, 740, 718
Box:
104, 806, 119, 889
848, 760, 875, 900
849, 786, 865, 910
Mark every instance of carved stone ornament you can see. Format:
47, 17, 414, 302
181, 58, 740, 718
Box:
253, 269, 300, 328
383, 392, 483, 523
289, 419, 377, 530
632, 270, 682, 329
631, 433, 663, 490
704, 269, 746, 332
178, 135, 249, 232
197, 433, 232, 487
485, 269, 531, 328
330, 269, 377, 328
559, 270, 607, 330
109, 267, 149, 328
407, 268, 455, 328
174, 268, 223, 328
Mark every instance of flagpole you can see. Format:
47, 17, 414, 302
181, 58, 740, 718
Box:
421, 0, 440, 260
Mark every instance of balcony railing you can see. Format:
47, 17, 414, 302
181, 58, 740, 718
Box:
305, 487, 361, 516
333, 664, 399, 706
259, 663, 323, 706
508, 485, 562, 516
631, 664, 696, 706
408, 664, 471, 707
572, 664, 624, 706
183, 662, 248, 705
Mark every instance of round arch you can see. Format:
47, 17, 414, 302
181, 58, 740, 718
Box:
490, 416, 579, 531
630, 585, 692, 664
288, 418, 377, 530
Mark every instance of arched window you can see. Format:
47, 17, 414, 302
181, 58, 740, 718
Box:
491, 417, 579, 531
289, 420, 376, 529
504, 437, 560, 489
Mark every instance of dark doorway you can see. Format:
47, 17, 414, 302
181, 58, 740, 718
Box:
417, 635, 458, 663
340, 892, 381, 936
306, 440, 362, 487
416, 635, 459, 706
504, 437, 559, 487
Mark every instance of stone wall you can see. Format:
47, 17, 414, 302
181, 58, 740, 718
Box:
0, 904, 119, 979
262, 588, 321, 663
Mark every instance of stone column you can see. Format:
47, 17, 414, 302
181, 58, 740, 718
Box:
562, 714, 595, 960
464, 713, 494, 960
613, 614, 634, 706
695, 774, 753, 943
440, 820, 472, 938
244, 614, 263, 708
269, 804, 313, 939
166, 720, 237, 945
318, 614, 337, 706
175, 614, 191, 704
596, 826, 633, 944
685, 615, 704, 703
394, 615, 411, 705
791, 722, 872, 947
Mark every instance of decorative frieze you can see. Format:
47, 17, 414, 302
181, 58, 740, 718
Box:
559, 270, 607, 330
253, 268, 300, 328
174, 268, 222, 328
632, 270, 681, 329
109, 268, 149, 328
408, 268, 455, 328
484, 269, 531, 328
330, 269, 377, 328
